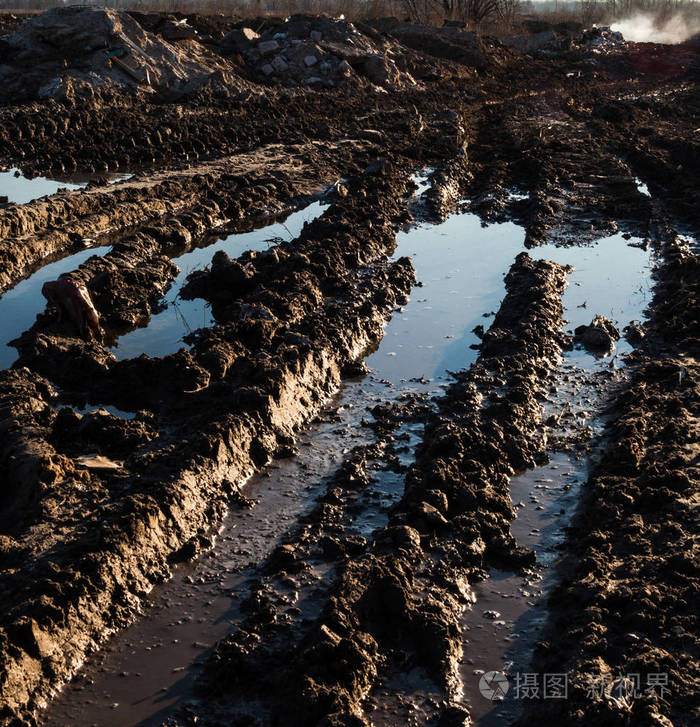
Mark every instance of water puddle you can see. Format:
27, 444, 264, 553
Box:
109, 201, 326, 360
0, 245, 112, 370
458, 231, 656, 725
40, 383, 396, 727
42, 206, 529, 726
530, 232, 655, 365
635, 177, 651, 197
0, 167, 130, 205
31, 197, 661, 727
461, 453, 587, 726
368, 213, 524, 384
70, 403, 136, 420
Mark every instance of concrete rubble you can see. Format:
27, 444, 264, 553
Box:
224, 14, 419, 90
0, 6, 252, 102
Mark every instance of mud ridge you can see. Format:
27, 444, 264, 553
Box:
0, 141, 367, 296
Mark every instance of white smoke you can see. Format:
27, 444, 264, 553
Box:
610, 13, 700, 44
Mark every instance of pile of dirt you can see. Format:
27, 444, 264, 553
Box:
222, 13, 420, 90
368, 17, 490, 72
0, 6, 253, 102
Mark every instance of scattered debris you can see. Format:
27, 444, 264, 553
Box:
74, 454, 122, 470
232, 14, 420, 89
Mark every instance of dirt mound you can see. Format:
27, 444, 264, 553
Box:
0, 6, 253, 102
367, 18, 490, 72
224, 13, 421, 90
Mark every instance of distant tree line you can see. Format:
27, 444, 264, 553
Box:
1, 0, 698, 36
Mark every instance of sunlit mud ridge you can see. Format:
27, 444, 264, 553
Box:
0, 141, 364, 295
0, 164, 416, 724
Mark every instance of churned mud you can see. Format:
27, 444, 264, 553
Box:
0, 8, 698, 727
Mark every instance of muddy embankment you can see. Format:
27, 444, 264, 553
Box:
0, 163, 420, 724
516, 225, 700, 727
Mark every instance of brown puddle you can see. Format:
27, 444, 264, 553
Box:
459, 452, 587, 725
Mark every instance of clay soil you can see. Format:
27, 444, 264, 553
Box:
0, 10, 698, 727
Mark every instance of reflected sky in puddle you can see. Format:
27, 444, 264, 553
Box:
26, 187, 662, 727
367, 214, 525, 383
110, 201, 326, 360
460, 232, 655, 726
0, 167, 130, 205
529, 233, 655, 367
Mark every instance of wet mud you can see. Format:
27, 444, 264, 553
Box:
0, 9, 698, 727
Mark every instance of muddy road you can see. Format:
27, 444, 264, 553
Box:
0, 9, 698, 727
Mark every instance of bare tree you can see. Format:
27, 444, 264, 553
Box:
443, 0, 502, 25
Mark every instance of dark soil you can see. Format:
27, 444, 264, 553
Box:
0, 10, 697, 727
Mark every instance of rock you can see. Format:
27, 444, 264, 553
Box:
423, 489, 449, 514
304, 55, 318, 66
360, 54, 397, 86
261, 63, 274, 77
220, 27, 259, 54
375, 525, 422, 552
341, 359, 369, 378
271, 55, 288, 73
18, 619, 56, 659
41, 277, 104, 342
161, 19, 196, 42
623, 322, 645, 346
257, 39, 280, 56
413, 500, 448, 529
574, 315, 621, 352
310, 30, 322, 42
